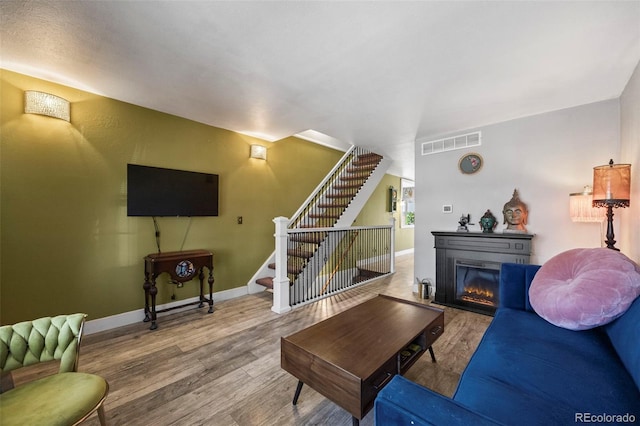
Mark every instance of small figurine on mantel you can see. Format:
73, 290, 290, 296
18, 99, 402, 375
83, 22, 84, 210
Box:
457, 214, 474, 232
480, 210, 497, 233
502, 189, 529, 233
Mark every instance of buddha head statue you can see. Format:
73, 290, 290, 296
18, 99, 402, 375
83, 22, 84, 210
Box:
502, 189, 528, 233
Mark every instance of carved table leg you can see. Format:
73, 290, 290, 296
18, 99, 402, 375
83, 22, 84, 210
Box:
207, 268, 214, 313
198, 268, 205, 308
149, 278, 158, 330
143, 273, 151, 323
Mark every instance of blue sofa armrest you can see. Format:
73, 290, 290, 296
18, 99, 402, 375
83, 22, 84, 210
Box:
499, 263, 540, 312
375, 375, 503, 425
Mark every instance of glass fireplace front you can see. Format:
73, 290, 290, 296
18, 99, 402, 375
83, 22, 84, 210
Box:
455, 260, 501, 313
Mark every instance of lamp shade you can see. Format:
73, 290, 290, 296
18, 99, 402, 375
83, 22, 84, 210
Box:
569, 186, 605, 222
250, 144, 267, 160
592, 159, 631, 207
24, 91, 70, 122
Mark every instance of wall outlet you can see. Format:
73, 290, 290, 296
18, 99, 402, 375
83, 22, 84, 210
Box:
443, 205, 453, 213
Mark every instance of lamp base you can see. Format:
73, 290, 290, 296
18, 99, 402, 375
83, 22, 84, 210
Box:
604, 205, 619, 251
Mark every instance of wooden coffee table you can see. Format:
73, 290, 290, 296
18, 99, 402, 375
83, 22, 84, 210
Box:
281, 295, 444, 425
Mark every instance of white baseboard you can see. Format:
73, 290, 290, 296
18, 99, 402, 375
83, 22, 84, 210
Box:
395, 248, 414, 257
84, 286, 248, 335
85, 249, 415, 335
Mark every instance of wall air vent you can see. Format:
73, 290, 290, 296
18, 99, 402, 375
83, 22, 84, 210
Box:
420, 131, 481, 156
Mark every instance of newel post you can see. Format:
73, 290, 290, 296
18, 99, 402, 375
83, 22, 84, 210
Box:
389, 216, 396, 274
272, 217, 292, 314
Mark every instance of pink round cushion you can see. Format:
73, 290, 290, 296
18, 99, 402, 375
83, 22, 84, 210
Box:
529, 248, 640, 331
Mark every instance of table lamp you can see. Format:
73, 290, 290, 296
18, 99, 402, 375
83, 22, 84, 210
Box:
592, 159, 631, 251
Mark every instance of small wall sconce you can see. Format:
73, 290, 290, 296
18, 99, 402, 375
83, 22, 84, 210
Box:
250, 144, 267, 160
569, 185, 605, 223
24, 91, 70, 122
592, 159, 631, 251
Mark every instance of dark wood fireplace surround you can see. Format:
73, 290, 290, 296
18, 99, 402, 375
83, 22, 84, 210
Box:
432, 231, 534, 315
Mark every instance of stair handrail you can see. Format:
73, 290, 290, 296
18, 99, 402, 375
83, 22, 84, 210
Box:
287, 145, 356, 229
287, 218, 396, 307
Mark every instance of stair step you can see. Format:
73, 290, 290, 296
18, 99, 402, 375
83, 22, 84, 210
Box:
346, 164, 378, 173
352, 270, 386, 284
255, 277, 274, 289
287, 248, 315, 259
340, 175, 368, 182
326, 192, 356, 199
317, 202, 349, 208
309, 213, 340, 219
357, 152, 383, 160
290, 233, 326, 244
268, 263, 304, 275
333, 183, 362, 190
352, 154, 383, 167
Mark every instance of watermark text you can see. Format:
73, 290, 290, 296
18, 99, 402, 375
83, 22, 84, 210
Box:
575, 413, 636, 423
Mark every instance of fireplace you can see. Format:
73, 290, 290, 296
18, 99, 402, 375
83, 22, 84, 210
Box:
432, 232, 533, 315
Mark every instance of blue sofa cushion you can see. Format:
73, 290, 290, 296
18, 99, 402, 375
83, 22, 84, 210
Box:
605, 296, 640, 389
453, 308, 640, 425
499, 264, 540, 311
375, 375, 503, 426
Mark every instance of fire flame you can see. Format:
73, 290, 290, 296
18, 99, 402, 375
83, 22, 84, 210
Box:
461, 285, 495, 306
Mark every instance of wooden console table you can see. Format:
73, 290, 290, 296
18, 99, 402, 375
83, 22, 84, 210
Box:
142, 249, 214, 330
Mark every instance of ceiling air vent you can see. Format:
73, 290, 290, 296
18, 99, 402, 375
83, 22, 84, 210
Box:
420, 131, 481, 155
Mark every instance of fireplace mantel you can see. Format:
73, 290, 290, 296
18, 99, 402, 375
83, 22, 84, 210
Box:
431, 231, 534, 315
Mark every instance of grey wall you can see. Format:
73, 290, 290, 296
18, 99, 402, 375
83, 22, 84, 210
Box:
620, 61, 640, 261
414, 99, 622, 285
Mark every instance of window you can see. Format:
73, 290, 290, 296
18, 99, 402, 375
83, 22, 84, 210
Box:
401, 179, 415, 228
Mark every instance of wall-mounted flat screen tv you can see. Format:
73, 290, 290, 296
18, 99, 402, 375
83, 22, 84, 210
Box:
127, 164, 219, 217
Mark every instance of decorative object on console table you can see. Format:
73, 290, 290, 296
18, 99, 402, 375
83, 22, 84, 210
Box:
457, 214, 473, 232
502, 189, 529, 233
142, 249, 214, 330
592, 159, 631, 251
479, 210, 497, 233
432, 231, 533, 315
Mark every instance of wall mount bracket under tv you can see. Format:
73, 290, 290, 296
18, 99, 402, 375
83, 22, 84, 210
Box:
127, 164, 219, 217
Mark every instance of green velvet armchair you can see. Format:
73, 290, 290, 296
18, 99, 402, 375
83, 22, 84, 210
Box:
0, 313, 109, 425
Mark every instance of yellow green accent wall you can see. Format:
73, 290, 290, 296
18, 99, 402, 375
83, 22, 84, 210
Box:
353, 174, 414, 252
0, 70, 413, 325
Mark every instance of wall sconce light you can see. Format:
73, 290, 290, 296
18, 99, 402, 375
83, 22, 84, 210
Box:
592, 159, 631, 251
24, 91, 70, 122
250, 144, 267, 160
569, 185, 605, 223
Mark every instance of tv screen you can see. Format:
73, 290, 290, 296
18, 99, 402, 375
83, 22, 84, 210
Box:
127, 164, 219, 217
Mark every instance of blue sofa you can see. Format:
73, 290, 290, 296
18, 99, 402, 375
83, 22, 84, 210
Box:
375, 263, 640, 425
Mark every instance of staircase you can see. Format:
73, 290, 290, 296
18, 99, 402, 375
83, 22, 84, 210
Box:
250, 147, 390, 296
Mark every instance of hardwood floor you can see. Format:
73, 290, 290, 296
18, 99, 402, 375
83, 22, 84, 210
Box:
12, 254, 492, 426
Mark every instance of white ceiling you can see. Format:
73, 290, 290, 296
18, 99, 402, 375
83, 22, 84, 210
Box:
2, 1, 639, 179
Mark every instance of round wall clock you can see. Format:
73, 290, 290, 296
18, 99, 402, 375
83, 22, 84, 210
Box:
458, 153, 483, 174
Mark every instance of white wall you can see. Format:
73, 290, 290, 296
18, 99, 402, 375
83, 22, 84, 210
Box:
414, 99, 621, 284
620, 61, 640, 262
